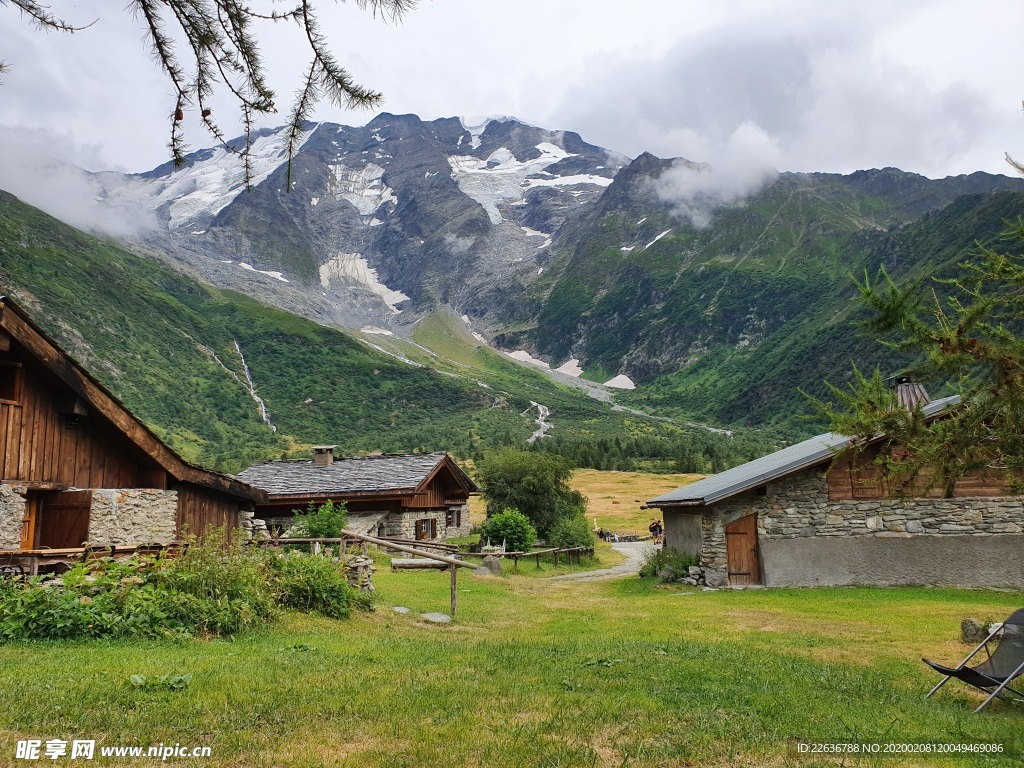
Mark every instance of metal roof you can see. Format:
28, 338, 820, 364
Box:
236, 452, 476, 498
646, 395, 959, 508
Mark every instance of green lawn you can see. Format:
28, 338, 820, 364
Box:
1, 559, 1021, 766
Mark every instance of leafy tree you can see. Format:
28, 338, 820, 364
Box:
548, 515, 595, 550
477, 450, 587, 538
479, 508, 536, 553
2, 0, 414, 181
815, 223, 1024, 494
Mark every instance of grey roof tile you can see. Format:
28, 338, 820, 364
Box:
647, 395, 959, 507
236, 452, 474, 497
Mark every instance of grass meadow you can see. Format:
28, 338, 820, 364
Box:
1, 550, 1022, 767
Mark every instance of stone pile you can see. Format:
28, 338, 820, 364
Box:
656, 564, 731, 588
343, 553, 376, 592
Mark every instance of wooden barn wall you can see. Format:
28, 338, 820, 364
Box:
405, 484, 447, 509
0, 353, 162, 489
173, 484, 241, 539
827, 445, 1009, 500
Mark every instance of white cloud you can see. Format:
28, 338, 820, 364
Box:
649, 123, 781, 228
0, 127, 156, 237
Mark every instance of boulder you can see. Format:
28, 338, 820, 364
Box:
421, 612, 452, 624
477, 555, 503, 575
704, 569, 730, 588
961, 618, 987, 643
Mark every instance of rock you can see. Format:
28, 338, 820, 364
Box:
688, 566, 702, 578
477, 555, 503, 575
704, 569, 729, 588
906, 520, 924, 533
392, 606, 411, 614
681, 577, 698, 586
420, 612, 452, 624
961, 618, 987, 643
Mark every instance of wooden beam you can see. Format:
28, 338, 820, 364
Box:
0, 329, 10, 352
0, 301, 264, 503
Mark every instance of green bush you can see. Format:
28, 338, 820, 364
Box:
0, 533, 371, 642
548, 515, 595, 550
266, 549, 354, 619
480, 508, 537, 553
289, 499, 347, 538
638, 549, 700, 582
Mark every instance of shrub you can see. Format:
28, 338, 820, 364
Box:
548, 515, 595, 550
289, 499, 347, 538
638, 549, 700, 582
0, 532, 372, 642
266, 549, 354, 619
480, 508, 537, 553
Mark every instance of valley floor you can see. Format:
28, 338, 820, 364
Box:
1, 552, 1022, 767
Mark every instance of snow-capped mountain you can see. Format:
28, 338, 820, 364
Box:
96, 114, 627, 333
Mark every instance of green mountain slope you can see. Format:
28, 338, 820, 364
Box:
0, 191, 773, 473
507, 154, 1024, 429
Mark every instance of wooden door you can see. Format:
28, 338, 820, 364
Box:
20, 492, 39, 549
725, 514, 761, 585
38, 490, 92, 549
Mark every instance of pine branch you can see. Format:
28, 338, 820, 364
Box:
6, 0, 416, 183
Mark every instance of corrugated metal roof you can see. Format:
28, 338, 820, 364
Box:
237, 452, 475, 497
646, 395, 959, 508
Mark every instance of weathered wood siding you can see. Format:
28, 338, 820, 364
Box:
174, 484, 241, 539
827, 445, 1009, 500
0, 353, 163, 488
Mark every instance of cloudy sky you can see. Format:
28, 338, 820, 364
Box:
1, 0, 1022, 178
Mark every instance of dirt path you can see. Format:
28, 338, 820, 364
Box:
541, 540, 655, 582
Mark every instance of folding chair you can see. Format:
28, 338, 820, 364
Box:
923, 608, 1024, 713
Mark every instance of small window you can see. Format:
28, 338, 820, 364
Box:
0, 362, 22, 403
446, 509, 462, 528
415, 518, 437, 540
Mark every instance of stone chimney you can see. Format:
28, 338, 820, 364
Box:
312, 445, 337, 467
887, 375, 930, 410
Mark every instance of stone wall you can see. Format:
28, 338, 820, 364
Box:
445, 504, 472, 538
689, 467, 1024, 587
88, 489, 177, 546
0, 484, 26, 549
380, 509, 447, 541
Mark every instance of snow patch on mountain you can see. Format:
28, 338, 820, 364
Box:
644, 229, 672, 249
326, 162, 397, 215
238, 262, 289, 282
449, 142, 610, 224
604, 374, 636, 389
506, 350, 550, 368
459, 115, 520, 149
143, 125, 315, 229
319, 252, 410, 313
555, 359, 584, 377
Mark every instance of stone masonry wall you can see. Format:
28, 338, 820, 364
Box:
88, 489, 178, 546
380, 510, 447, 542
445, 504, 472, 538
0, 484, 26, 549
700, 468, 1024, 572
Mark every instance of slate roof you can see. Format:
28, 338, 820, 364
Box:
236, 452, 476, 497
646, 395, 959, 508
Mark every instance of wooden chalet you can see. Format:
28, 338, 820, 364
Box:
0, 296, 265, 553
237, 448, 477, 542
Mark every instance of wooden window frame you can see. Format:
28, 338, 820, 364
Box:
0, 361, 24, 405
446, 509, 462, 529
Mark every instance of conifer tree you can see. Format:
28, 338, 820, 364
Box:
2, 0, 415, 184
815, 223, 1024, 494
